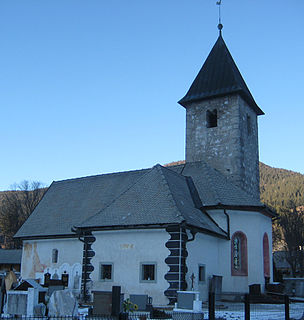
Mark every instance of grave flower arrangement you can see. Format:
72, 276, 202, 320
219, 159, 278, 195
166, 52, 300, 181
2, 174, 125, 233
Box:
123, 298, 138, 313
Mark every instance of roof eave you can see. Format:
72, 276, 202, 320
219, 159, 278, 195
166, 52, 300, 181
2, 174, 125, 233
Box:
178, 91, 264, 116
74, 222, 184, 233
202, 203, 277, 218
14, 233, 78, 241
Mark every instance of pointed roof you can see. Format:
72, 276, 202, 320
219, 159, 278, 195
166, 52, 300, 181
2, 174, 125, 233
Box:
178, 34, 264, 115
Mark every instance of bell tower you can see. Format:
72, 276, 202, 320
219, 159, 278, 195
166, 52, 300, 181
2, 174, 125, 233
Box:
179, 29, 264, 200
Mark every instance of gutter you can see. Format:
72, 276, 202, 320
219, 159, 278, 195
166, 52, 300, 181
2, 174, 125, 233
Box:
202, 203, 277, 218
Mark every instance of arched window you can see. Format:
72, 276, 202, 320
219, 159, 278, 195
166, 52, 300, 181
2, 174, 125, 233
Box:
52, 249, 58, 263
263, 233, 270, 277
231, 231, 248, 276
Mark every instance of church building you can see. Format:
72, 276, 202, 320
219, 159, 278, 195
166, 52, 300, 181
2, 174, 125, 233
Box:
15, 26, 275, 306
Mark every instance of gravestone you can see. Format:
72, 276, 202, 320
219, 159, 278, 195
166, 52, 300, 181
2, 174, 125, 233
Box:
177, 292, 197, 310
209, 275, 222, 300
6, 287, 39, 316
48, 290, 77, 316
33, 303, 46, 316
112, 286, 121, 316
6, 292, 28, 315
130, 294, 148, 311
92, 291, 112, 315
173, 291, 203, 320
92, 290, 124, 315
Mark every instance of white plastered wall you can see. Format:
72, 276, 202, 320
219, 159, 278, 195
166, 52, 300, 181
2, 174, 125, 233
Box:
21, 238, 83, 288
187, 210, 273, 300
91, 229, 170, 306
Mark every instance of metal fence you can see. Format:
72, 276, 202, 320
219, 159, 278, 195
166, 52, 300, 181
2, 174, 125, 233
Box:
206, 292, 304, 320
1, 296, 304, 320
0, 313, 197, 320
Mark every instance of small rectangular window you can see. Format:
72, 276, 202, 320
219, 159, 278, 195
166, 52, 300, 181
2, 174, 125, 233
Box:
198, 265, 206, 282
100, 263, 113, 281
206, 109, 217, 128
52, 249, 58, 263
140, 263, 156, 282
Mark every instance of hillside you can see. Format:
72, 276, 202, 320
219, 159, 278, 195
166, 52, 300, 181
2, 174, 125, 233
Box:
165, 160, 304, 212
260, 162, 304, 212
2, 164, 304, 213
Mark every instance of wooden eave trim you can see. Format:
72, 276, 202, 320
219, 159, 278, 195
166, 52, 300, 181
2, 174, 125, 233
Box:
202, 204, 277, 218
75, 223, 176, 233
76, 222, 229, 239
18, 222, 229, 241
16, 234, 78, 241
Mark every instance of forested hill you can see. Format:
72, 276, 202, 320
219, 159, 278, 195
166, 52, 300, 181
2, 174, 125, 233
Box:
260, 162, 304, 212
1, 163, 304, 214
165, 161, 304, 213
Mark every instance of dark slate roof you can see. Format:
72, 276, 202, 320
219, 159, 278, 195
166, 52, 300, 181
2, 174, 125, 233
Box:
15, 161, 267, 239
169, 161, 264, 207
79, 165, 225, 236
178, 34, 264, 116
0, 249, 22, 264
15, 169, 148, 238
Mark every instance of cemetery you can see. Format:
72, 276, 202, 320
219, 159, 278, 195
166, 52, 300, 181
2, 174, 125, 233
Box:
0, 269, 304, 320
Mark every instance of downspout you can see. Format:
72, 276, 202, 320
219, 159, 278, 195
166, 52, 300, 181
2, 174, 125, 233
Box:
72, 227, 88, 302
187, 229, 196, 243
181, 227, 197, 291
223, 209, 230, 239
179, 227, 182, 291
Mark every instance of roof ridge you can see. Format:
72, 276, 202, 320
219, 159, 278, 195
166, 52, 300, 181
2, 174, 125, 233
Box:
53, 167, 150, 185
160, 163, 188, 180
156, 165, 185, 222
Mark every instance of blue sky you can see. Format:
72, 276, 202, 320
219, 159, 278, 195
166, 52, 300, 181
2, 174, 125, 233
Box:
1, 0, 303, 191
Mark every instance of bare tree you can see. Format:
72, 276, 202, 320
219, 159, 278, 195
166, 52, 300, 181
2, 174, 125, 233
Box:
278, 207, 304, 277
0, 181, 46, 249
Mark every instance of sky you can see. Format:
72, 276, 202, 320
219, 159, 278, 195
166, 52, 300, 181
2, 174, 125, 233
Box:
0, 0, 303, 191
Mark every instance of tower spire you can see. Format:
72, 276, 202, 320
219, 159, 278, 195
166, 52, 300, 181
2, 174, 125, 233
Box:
216, 0, 223, 35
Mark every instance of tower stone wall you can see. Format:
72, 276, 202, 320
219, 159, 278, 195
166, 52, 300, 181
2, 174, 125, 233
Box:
185, 94, 260, 199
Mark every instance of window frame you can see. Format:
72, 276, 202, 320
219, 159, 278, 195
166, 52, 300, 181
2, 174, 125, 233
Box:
52, 249, 58, 264
140, 262, 157, 283
99, 262, 114, 282
231, 231, 248, 276
198, 264, 206, 283
263, 233, 270, 277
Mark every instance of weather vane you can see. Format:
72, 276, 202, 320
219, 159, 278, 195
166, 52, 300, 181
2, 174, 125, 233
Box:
216, 0, 223, 34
